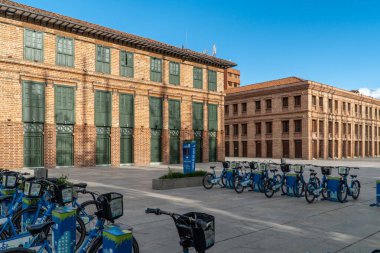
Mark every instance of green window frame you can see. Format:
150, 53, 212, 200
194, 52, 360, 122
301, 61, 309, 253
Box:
96, 45, 111, 74
56, 36, 74, 67
55, 85, 75, 124
119, 93, 134, 128
150, 58, 162, 82
24, 29, 44, 62
120, 51, 134, 77
208, 70, 217, 91
150, 97, 163, 129
22, 81, 45, 123
169, 62, 180, 85
169, 99, 181, 129
208, 104, 218, 131
193, 102, 204, 130
193, 67, 203, 89
94, 90, 112, 126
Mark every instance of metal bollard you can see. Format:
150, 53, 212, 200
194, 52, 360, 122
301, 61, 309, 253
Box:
103, 225, 133, 253
52, 206, 76, 253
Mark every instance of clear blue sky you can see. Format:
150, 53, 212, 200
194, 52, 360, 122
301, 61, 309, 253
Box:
16, 0, 380, 94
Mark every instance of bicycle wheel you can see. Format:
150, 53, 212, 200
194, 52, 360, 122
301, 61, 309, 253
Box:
87, 235, 140, 253
281, 177, 287, 195
264, 178, 275, 198
337, 182, 348, 203
321, 180, 328, 200
258, 178, 265, 193
351, 180, 361, 200
293, 179, 305, 198
233, 176, 245, 194
0, 248, 35, 253
219, 171, 226, 187
78, 200, 99, 233
202, 173, 214, 190
305, 183, 316, 203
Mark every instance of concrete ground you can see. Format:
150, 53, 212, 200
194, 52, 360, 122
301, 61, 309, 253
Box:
49, 158, 380, 253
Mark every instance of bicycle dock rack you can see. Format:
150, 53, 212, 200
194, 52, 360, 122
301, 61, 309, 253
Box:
285, 174, 297, 196
370, 180, 380, 207
21, 197, 39, 231
0, 188, 15, 216
103, 225, 133, 253
224, 169, 234, 189
253, 171, 263, 192
326, 177, 341, 202
52, 206, 77, 253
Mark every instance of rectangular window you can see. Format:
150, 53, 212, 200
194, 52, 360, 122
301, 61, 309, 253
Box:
96, 45, 111, 74
312, 120, 317, 133
169, 99, 181, 130
294, 96, 301, 107
208, 70, 217, 91
242, 123, 247, 136
208, 104, 218, 131
319, 121, 324, 134
120, 51, 134, 77
255, 122, 261, 135
329, 121, 333, 134
335, 100, 338, 112
225, 142, 230, 157
56, 36, 74, 67
150, 58, 162, 82
24, 29, 44, 62
55, 85, 75, 124
95, 91, 112, 126
233, 104, 238, 114
233, 124, 239, 136
319, 97, 323, 109
295, 140, 302, 158
169, 62, 180, 85
266, 99, 272, 110
282, 97, 288, 108
193, 67, 203, 89
192, 102, 204, 130
22, 81, 45, 123
241, 103, 247, 113
225, 105, 229, 115
266, 122, 272, 134
312, 96, 317, 107
255, 101, 261, 111
294, 120, 302, 133
282, 120, 289, 133
150, 97, 163, 129
328, 99, 333, 112
225, 125, 230, 136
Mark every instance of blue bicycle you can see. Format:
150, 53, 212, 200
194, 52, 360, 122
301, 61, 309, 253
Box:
78, 192, 139, 253
304, 166, 332, 203
202, 162, 230, 189
233, 162, 255, 193
292, 164, 307, 198
336, 166, 360, 203
263, 163, 290, 198
146, 208, 214, 253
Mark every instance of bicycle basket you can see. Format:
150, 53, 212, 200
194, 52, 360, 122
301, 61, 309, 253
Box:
222, 161, 230, 169
24, 180, 42, 198
321, 167, 332, 176
293, 165, 304, 173
98, 192, 123, 221
338, 167, 350, 176
177, 212, 215, 251
54, 185, 73, 205
2, 172, 18, 188
249, 162, 258, 170
259, 163, 268, 171
280, 164, 290, 173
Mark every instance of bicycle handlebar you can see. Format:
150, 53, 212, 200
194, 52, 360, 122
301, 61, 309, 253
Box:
145, 208, 208, 227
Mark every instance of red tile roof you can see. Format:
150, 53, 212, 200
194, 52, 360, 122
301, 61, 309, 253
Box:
0, 0, 236, 69
225, 77, 305, 94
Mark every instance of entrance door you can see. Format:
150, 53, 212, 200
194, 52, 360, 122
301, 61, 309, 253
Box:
120, 128, 133, 164
319, 140, 324, 159
312, 140, 317, 159
151, 130, 162, 163
266, 141, 273, 158
169, 130, 180, 164
328, 140, 333, 158
282, 140, 289, 158
56, 133, 73, 166
209, 131, 217, 162
225, 142, 230, 157
242, 141, 248, 157
194, 131, 203, 163
294, 140, 302, 158
24, 133, 43, 167
256, 141, 262, 157
233, 141, 239, 157
96, 127, 110, 165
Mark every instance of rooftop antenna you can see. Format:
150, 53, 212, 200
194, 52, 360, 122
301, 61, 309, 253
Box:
212, 44, 217, 56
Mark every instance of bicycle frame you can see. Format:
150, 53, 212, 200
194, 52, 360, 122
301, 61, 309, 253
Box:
78, 218, 104, 253
208, 167, 226, 185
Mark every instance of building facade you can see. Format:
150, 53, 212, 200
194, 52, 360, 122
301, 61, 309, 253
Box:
0, 0, 236, 169
224, 68, 240, 90
225, 77, 380, 160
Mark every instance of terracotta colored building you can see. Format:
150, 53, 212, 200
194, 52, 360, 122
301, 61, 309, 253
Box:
225, 77, 380, 160
224, 68, 240, 90
0, 0, 236, 169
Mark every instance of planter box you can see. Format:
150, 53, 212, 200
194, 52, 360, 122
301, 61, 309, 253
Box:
152, 177, 203, 190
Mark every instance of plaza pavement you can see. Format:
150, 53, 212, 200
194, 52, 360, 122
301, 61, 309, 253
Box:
48, 158, 380, 253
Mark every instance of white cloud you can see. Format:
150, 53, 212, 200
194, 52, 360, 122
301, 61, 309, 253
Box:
358, 88, 380, 99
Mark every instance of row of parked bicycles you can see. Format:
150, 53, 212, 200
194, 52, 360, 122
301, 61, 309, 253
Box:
202, 160, 361, 203
0, 170, 215, 253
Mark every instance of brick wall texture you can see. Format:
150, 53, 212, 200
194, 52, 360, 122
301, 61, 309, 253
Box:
0, 16, 226, 169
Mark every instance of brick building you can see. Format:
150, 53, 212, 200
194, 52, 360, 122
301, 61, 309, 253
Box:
225, 77, 380, 160
224, 68, 240, 90
0, 0, 236, 169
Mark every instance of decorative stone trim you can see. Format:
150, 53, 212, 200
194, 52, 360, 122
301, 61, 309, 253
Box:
96, 127, 111, 135
24, 123, 44, 133
56, 125, 74, 134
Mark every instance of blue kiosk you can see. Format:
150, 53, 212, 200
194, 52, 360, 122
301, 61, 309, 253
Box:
183, 140, 196, 174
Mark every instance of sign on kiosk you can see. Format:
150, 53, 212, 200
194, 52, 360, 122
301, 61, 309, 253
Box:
183, 141, 196, 174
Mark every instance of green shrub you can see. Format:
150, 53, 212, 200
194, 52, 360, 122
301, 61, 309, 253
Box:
159, 168, 206, 179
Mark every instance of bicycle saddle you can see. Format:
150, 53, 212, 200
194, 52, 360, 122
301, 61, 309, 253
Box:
310, 172, 317, 176
26, 221, 55, 236
350, 175, 357, 178
73, 182, 87, 188
270, 169, 278, 173
0, 195, 13, 202
210, 166, 216, 169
